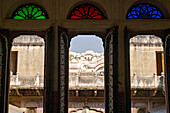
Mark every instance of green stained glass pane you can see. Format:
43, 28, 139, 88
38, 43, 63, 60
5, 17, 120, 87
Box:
35, 16, 46, 19
18, 11, 25, 17
32, 7, 38, 15
12, 4, 48, 19
23, 7, 28, 15
14, 16, 25, 19
34, 11, 42, 17
28, 6, 33, 15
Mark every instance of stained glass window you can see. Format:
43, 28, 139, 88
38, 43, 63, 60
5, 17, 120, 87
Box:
68, 3, 106, 19
12, 4, 48, 19
127, 3, 164, 19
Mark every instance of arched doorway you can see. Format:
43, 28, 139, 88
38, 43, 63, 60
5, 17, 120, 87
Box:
8, 35, 46, 113
58, 26, 119, 113
68, 35, 104, 112
129, 35, 166, 113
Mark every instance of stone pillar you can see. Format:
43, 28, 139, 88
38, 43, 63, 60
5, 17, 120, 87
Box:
75, 73, 79, 87
16, 72, 19, 85
161, 72, 165, 91
45, 26, 59, 113
36, 72, 40, 86
123, 26, 131, 113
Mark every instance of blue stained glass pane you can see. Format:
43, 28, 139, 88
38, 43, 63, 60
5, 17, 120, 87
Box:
157, 16, 162, 18
148, 7, 152, 12
133, 15, 137, 18
153, 7, 156, 10
155, 16, 160, 18
152, 15, 156, 17
127, 3, 163, 19
138, 5, 143, 7
142, 6, 146, 10
158, 12, 161, 15
131, 11, 136, 15
136, 7, 140, 11
132, 8, 135, 11
152, 11, 157, 14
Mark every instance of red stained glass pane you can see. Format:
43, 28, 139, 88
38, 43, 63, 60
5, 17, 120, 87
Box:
93, 15, 102, 19
85, 6, 88, 14
74, 11, 83, 17
79, 7, 85, 15
91, 11, 99, 17
68, 3, 105, 19
89, 7, 94, 15
71, 16, 81, 19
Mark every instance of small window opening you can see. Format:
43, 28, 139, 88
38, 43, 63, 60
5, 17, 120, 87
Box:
10, 51, 18, 75
156, 51, 164, 76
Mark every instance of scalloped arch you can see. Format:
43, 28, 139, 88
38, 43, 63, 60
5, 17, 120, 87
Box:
68, 3, 107, 19
12, 3, 49, 19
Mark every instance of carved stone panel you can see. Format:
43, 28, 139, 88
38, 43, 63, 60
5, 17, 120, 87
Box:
105, 33, 114, 113
59, 32, 69, 113
165, 36, 170, 110
105, 27, 118, 113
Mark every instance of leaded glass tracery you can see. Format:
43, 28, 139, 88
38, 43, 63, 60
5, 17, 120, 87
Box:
68, 3, 106, 19
12, 4, 48, 19
127, 3, 164, 19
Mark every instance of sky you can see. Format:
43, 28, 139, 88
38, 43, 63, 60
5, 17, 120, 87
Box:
69, 35, 104, 53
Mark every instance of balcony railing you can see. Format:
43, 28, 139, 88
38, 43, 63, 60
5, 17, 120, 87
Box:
131, 72, 165, 90
69, 72, 104, 90
10, 72, 44, 88
10, 71, 165, 90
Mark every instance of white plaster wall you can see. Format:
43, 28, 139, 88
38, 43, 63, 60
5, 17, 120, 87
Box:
130, 37, 163, 77
11, 45, 45, 76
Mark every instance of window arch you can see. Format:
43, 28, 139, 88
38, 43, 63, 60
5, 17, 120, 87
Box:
12, 3, 48, 19
68, 3, 106, 19
127, 3, 164, 19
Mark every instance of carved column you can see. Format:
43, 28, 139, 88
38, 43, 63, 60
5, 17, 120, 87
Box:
165, 35, 170, 113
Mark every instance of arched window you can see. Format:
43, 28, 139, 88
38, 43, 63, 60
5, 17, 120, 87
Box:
12, 4, 48, 19
68, 3, 106, 19
127, 3, 164, 19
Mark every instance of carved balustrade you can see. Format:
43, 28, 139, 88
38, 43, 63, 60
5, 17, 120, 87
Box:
10, 72, 44, 88
10, 71, 165, 90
